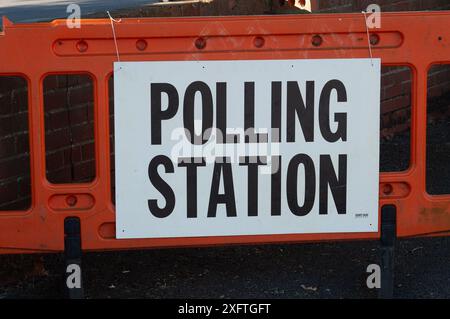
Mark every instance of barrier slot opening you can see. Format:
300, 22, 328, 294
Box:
43, 74, 96, 184
0, 76, 31, 211
380, 66, 412, 172
426, 64, 450, 195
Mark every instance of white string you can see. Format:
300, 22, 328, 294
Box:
362, 11, 374, 67
107, 11, 121, 63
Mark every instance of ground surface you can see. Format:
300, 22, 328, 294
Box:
0, 237, 449, 299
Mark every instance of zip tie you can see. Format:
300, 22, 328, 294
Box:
107, 11, 121, 63
362, 10, 374, 67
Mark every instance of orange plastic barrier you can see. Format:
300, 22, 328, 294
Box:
0, 12, 449, 254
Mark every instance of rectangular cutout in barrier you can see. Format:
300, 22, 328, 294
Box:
379, 66, 412, 172
427, 64, 450, 195
0, 76, 31, 211
43, 74, 96, 184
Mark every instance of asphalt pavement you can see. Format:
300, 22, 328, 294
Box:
0, 236, 449, 299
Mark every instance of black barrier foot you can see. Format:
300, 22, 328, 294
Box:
64, 217, 84, 299
378, 205, 396, 299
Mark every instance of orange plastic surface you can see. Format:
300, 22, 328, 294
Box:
0, 12, 449, 254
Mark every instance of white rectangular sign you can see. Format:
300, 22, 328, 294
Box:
114, 59, 380, 239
